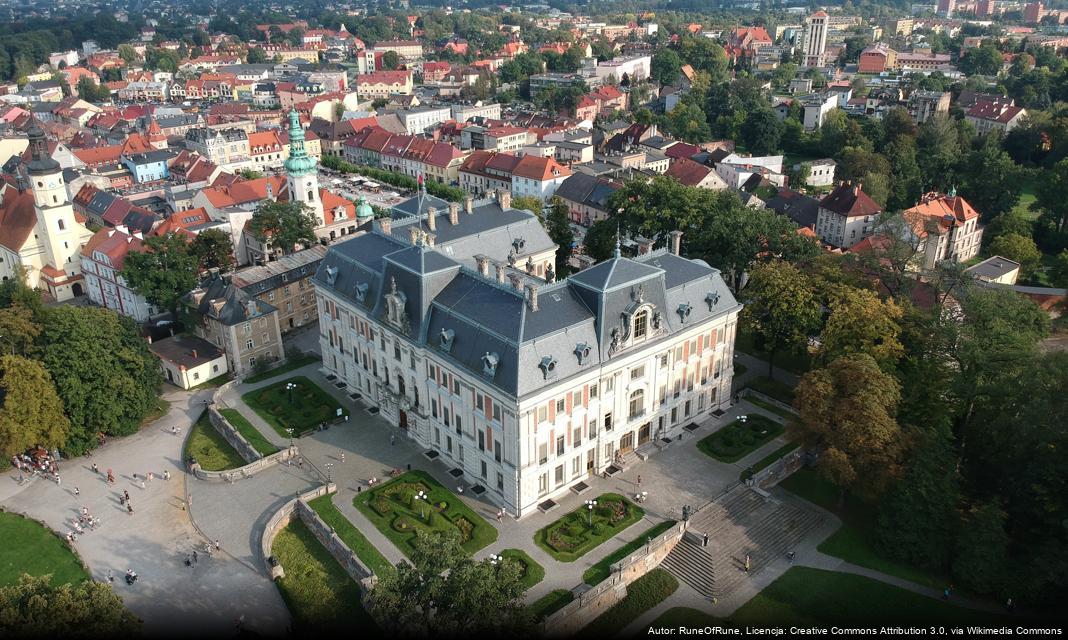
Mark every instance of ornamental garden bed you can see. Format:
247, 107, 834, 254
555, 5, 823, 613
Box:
533, 493, 644, 562
353, 470, 497, 557
697, 415, 784, 463
499, 548, 544, 591
242, 376, 347, 438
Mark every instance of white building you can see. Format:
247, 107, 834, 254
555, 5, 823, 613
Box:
801, 158, 837, 187
312, 223, 740, 517
814, 181, 883, 249
396, 106, 453, 135
801, 93, 838, 131
595, 55, 651, 82
80, 225, 157, 322
802, 11, 829, 68
715, 154, 786, 189
510, 155, 572, 201
451, 102, 502, 123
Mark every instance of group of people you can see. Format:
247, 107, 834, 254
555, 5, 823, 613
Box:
66, 506, 101, 542
11, 448, 62, 484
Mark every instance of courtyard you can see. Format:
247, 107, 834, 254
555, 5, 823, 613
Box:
242, 376, 348, 438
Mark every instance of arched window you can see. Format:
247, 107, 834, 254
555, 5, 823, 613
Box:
628, 389, 645, 420
633, 310, 648, 340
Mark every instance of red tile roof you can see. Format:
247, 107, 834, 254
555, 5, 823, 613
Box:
511, 155, 571, 181
665, 157, 714, 187
80, 226, 145, 269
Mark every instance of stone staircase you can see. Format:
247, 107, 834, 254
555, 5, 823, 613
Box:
661, 486, 824, 599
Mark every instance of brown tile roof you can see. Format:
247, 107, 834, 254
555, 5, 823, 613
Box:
820, 182, 883, 218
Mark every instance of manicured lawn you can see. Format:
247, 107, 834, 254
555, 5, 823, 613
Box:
735, 329, 810, 374
533, 493, 644, 562
307, 495, 393, 577
744, 395, 794, 419
189, 372, 233, 390
218, 408, 280, 457
271, 518, 379, 632
183, 411, 246, 471
244, 354, 319, 384
353, 470, 497, 557
0, 511, 89, 587
747, 376, 796, 405
583, 520, 678, 586
780, 468, 944, 589
1012, 174, 1039, 220
731, 567, 1013, 626
583, 568, 678, 636
529, 589, 574, 621
500, 548, 544, 590
697, 415, 784, 463
242, 376, 347, 438
740, 442, 801, 482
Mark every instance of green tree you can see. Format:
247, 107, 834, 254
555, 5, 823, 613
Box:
1049, 250, 1068, 287
740, 261, 821, 379
952, 503, 1010, 595
819, 287, 904, 371
986, 232, 1041, 277
191, 29, 210, 47
793, 354, 907, 503
0, 355, 69, 457
38, 307, 163, 454
510, 195, 543, 217
381, 50, 401, 70
246, 47, 267, 64
885, 136, 922, 211
676, 36, 728, 83
248, 200, 317, 255
370, 532, 528, 635
545, 196, 574, 278
739, 107, 783, 156
983, 210, 1033, 246
665, 101, 711, 143
959, 44, 1003, 76
190, 228, 235, 272
0, 304, 40, 356
583, 218, 618, 262
0, 574, 140, 637
650, 49, 682, 86
121, 233, 199, 314
959, 135, 1023, 220
1034, 157, 1068, 236
75, 76, 110, 103
117, 44, 138, 64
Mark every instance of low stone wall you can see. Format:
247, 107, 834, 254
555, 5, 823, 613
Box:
752, 447, 806, 490
190, 446, 299, 483
542, 521, 686, 637
207, 406, 260, 463
739, 387, 798, 417
258, 484, 376, 591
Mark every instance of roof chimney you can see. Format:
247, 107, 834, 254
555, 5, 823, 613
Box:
378, 217, 392, 235
449, 202, 459, 225
525, 283, 538, 311
427, 206, 436, 231
476, 255, 489, 277
669, 229, 683, 256
409, 226, 421, 244
495, 263, 507, 284
192, 349, 198, 359
464, 194, 473, 214
497, 189, 511, 210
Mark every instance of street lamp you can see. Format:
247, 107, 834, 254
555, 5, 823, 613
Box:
324, 462, 334, 482
285, 428, 294, 448
585, 499, 598, 527
286, 382, 297, 405
415, 490, 428, 519
490, 553, 502, 567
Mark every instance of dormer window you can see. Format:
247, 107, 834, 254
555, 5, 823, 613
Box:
354, 282, 368, 302
677, 303, 692, 322
574, 342, 591, 365
323, 266, 338, 285
633, 310, 648, 340
481, 352, 499, 378
538, 356, 557, 380
439, 328, 455, 352
705, 291, 720, 311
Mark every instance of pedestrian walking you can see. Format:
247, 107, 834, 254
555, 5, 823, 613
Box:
73, 486, 80, 496
82, 506, 89, 517
193, 550, 198, 564
744, 553, 750, 573
340, 452, 345, 463
703, 533, 709, 547
298, 457, 303, 469
92, 463, 99, 474
163, 470, 170, 480
107, 570, 113, 583
787, 551, 795, 563
107, 469, 115, 484
214, 539, 221, 552
636, 475, 641, 488
55, 475, 61, 486
127, 503, 133, 515
147, 472, 154, 482
123, 489, 130, 502
943, 586, 950, 600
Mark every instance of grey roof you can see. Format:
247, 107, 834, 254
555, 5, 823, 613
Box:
233, 245, 328, 295
390, 193, 451, 219
965, 255, 1020, 281
185, 275, 278, 327
149, 334, 224, 368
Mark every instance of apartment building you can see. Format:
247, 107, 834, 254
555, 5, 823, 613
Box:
232, 245, 328, 333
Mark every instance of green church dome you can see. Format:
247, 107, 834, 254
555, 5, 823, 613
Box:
283, 109, 317, 177
356, 196, 374, 221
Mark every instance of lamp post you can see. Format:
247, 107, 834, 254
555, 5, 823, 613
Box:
285, 428, 294, 448
286, 382, 297, 405
324, 462, 333, 483
585, 499, 597, 527
490, 553, 502, 567
415, 490, 428, 519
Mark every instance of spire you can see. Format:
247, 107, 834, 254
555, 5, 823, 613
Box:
614, 222, 622, 259
283, 109, 316, 177
948, 184, 957, 198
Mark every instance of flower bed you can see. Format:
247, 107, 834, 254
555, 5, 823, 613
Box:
533, 493, 644, 562
697, 414, 785, 463
241, 376, 347, 438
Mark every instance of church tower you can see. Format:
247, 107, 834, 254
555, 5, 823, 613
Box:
26, 127, 92, 300
146, 116, 167, 150
284, 109, 322, 222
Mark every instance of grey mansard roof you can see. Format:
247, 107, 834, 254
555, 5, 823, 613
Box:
314, 232, 739, 400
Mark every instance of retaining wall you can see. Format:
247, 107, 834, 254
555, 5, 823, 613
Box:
189, 445, 299, 482
542, 521, 686, 636
207, 406, 260, 463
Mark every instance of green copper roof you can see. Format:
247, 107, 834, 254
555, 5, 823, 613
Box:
284, 109, 317, 177
356, 196, 374, 220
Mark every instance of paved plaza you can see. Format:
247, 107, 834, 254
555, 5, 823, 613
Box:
0, 342, 960, 636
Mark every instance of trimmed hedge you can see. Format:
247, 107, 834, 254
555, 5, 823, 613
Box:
697, 415, 784, 463
533, 493, 644, 562
583, 568, 679, 636
499, 548, 544, 591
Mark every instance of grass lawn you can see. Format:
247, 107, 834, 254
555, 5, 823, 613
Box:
747, 376, 796, 405
354, 470, 497, 557
0, 511, 89, 587
780, 468, 944, 589
244, 354, 319, 384
529, 589, 574, 621
271, 518, 379, 632
242, 376, 347, 438
138, 397, 171, 428
500, 548, 544, 590
744, 395, 794, 419
218, 408, 280, 457
583, 568, 678, 636
731, 567, 1013, 626
307, 495, 393, 577
183, 411, 246, 471
735, 329, 810, 375
740, 441, 800, 482
534, 493, 644, 563
583, 520, 678, 586
1012, 174, 1039, 220
189, 372, 234, 390
697, 415, 784, 463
